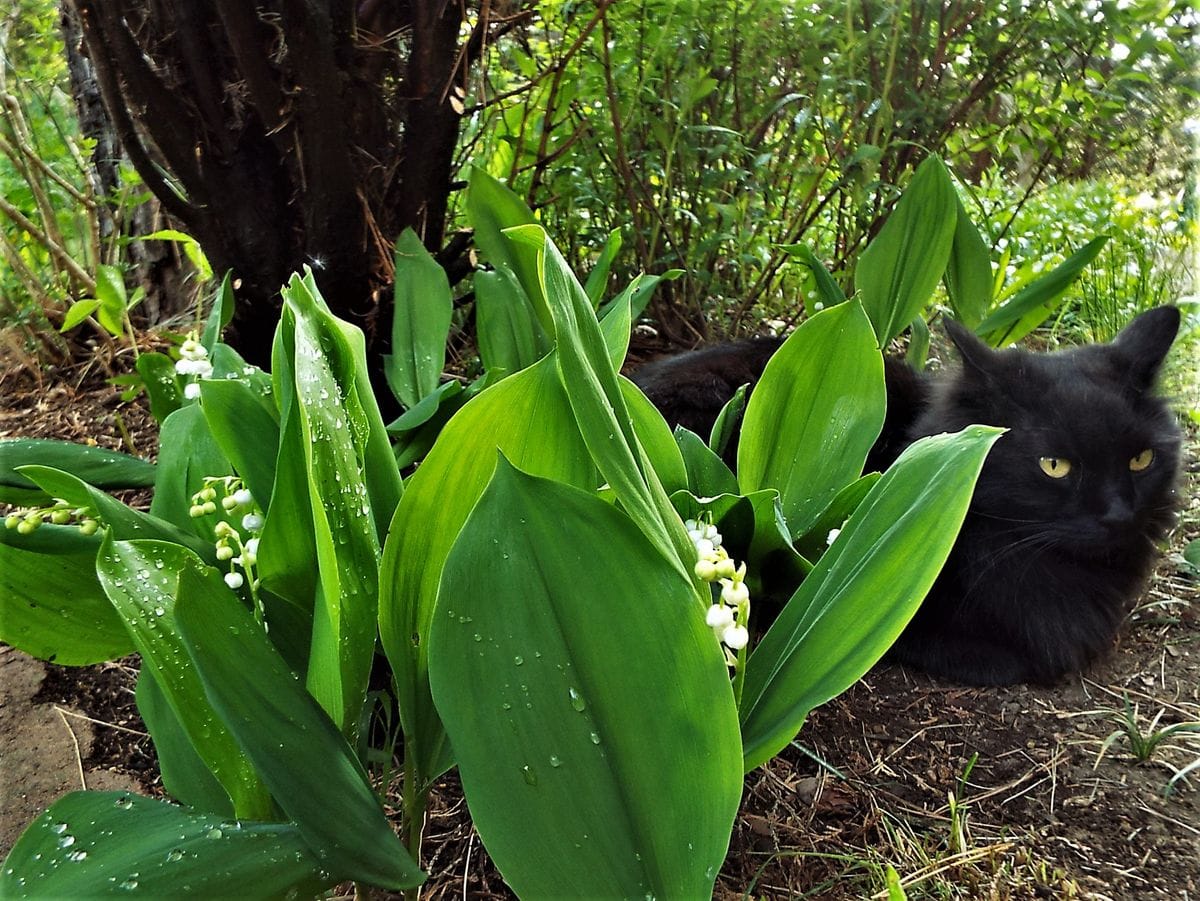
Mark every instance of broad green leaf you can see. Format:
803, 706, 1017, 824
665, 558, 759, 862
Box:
0, 791, 329, 899
430, 460, 741, 899
136, 352, 183, 423
779, 243, 846, 315
141, 229, 213, 280
258, 314, 319, 610
622, 377, 688, 496
94, 265, 129, 336
675, 427, 740, 498
583, 228, 622, 306
386, 228, 453, 408
507, 224, 696, 583
379, 353, 599, 788
199, 378, 281, 510
976, 236, 1109, 346
669, 489, 811, 601
737, 301, 886, 534
148, 404, 232, 534
60, 298, 100, 332
17, 466, 214, 559
944, 194, 993, 328
710, 384, 748, 458
595, 270, 683, 323
856, 155, 958, 345
475, 267, 550, 376
740, 426, 1001, 771
792, 472, 881, 562
906, 314, 931, 370
97, 538, 269, 818
280, 277, 394, 734
0, 528, 132, 665
174, 566, 423, 890
467, 167, 546, 330
135, 668, 233, 814
599, 284, 633, 371
201, 272, 236, 352
0, 439, 155, 501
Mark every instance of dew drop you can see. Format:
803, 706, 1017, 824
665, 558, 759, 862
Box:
589, 731, 601, 745
67, 850, 87, 862
166, 849, 184, 862
549, 755, 563, 768
513, 655, 524, 666
473, 633, 482, 643
521, 765, 538, 786
206, 827, 223, 839
568, 687, 586, 712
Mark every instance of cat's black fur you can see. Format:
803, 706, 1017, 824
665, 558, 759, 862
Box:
631, 308, 1183, 685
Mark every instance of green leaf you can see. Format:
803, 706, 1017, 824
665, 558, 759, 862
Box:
279, 275, 400, 734
97, 539, 269, 818
174, 565, 423, 889
583, 228, 622, 307
709, 384, 748, 458
378, 354, 599, 789
60, 298, 100, 332
943, 194, 993, 328
429, 460, 741, 899
675, 427, 740, 498
201, 272, 236, 352
467, 167, 548, 331
508, 224, 696, 582
136, 352, 183, 423
739, 426, 1001, 771
737, 301, 886, 534
94, 265, 129, 336
779, 243, 846, 315
905, 314, 931, 370
976, 236, 1109, 345
141, 229, 212, 281
0, 791, 330, 899
135, 668, 233, 814
386, 228, 453, 408
791, 472, 881, 562
148, 404, 232, 533
475, 266, 550, 376
0, 439, 155, 499
0, 528, 132, 665
856, 156, 958, 345
199, 378, 281, 512
17, 466, 214, 559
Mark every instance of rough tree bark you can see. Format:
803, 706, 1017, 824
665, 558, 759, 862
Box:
65, 0, 509, 368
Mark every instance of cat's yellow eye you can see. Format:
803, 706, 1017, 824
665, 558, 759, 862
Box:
1129, 449, 1154, 472
1039, 456, 1072, 479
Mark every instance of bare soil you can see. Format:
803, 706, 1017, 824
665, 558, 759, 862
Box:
2, 361, 1197, 900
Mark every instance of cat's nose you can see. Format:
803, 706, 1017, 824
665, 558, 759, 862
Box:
1099, 497, 1134, 530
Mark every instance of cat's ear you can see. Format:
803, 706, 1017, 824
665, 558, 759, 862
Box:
944, 318, 997, 376
1109, 306, 1180, 390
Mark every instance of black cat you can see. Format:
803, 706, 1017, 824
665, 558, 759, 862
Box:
631, 307, 1183, 685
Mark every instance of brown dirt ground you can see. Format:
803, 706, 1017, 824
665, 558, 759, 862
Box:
1, 359, 1197, 900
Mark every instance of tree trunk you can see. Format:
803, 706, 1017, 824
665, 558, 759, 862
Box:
66, 0, 483, 368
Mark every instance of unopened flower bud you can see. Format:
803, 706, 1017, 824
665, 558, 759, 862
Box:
694, 559, 718, 581
241, 513, 264, 532
79, 519, 99, 536
216, 544, 235, 561
224, 572, 244, 590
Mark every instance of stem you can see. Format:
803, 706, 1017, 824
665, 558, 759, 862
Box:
401, 758, 426, 901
